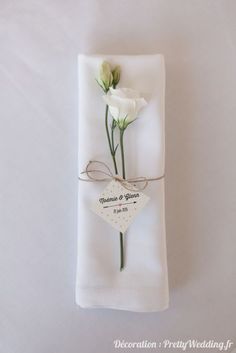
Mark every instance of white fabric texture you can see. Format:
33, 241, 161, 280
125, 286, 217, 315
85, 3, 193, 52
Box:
76, 54, 169, 312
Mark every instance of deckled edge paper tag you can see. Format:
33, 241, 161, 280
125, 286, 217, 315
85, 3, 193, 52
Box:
91, 179, 150, 233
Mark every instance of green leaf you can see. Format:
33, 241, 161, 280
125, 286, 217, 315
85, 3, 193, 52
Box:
112, 119, 117, 129
95, 78, 106, 92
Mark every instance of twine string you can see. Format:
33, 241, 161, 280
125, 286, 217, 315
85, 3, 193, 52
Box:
79, 160, 165, 191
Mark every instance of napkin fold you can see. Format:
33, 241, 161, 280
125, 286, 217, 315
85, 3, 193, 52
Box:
76, 54, 169, 312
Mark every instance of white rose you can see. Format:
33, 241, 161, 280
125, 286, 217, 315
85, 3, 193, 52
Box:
103, 88, 147, 129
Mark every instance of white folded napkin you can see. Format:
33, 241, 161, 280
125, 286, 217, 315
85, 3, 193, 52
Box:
76, 54, 169, 312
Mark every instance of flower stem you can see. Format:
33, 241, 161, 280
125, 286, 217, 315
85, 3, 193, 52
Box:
119, 128, 126, 271
105, 105, 118, 174
111, 119, 116, 154
120, 129, 126, 179
119, 231, 124, 271
105, 104, 124, 270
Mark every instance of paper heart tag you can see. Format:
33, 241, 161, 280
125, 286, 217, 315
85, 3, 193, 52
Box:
91, 179, 150, 233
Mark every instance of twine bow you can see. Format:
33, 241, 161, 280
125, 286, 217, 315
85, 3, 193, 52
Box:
79, 160, 165, 191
